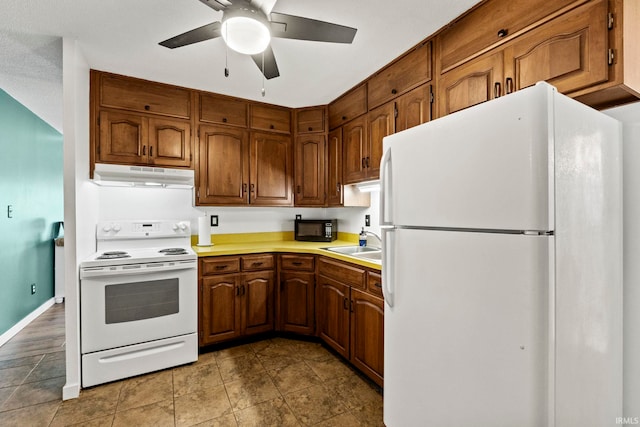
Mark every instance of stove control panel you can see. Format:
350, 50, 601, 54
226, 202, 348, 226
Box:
97, 220, 192, 239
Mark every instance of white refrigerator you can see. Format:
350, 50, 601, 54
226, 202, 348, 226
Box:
380, 82, 622, 427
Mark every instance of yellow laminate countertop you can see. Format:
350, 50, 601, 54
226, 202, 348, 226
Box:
191, 231, 381, 271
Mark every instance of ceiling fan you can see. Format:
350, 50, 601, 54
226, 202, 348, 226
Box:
159, 0, 358, 80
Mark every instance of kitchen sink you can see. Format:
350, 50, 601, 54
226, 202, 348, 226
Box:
323, 245, 380, 255
323, 245, 382, 264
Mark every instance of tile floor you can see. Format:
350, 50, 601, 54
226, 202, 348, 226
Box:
0, 303, 384, 426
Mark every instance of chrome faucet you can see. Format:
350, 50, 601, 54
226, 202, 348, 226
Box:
364, 230, 382, 249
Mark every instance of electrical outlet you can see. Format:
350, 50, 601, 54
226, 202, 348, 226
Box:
295, 214, 302, 220
30, 283, 36, 295
365, 214, 370, 227
210, 215, 219, 227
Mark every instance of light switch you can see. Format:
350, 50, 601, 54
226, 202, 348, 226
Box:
7, 205, 13, 218
210, 215, 218, 227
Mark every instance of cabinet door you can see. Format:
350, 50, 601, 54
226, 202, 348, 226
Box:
148, 118, 192, 168
367, 102, 395, 180
296, 107, 325, 134
201, 275, 242, 345
98, 110, 147, 164
327, 128, 343, 206
243, 271, 275, 336
504, 0, 609, 95
342, 115, 368, 184
250, 104, 291, 134
328, 84, 367, 130
396, 84, 432, 132
438, 51, 505, 117
317, 275, 350, 359
197, 125, 249, 205
294, 134, 326, 206
250, 132, 293, 206
278, 271, 315, 335
350, 288, 384, 387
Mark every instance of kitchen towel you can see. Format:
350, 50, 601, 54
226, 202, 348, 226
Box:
197, 216, 212, 246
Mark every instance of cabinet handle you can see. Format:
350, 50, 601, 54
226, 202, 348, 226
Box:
391, 88, 397, 95
374, 282, 382, 288
269, 124, 275, 129
343, 297, 349, 310
215, 265, 228, 270
149, 146, 153, 157
342, 116, 347, 121
144, 105, 150, 111
336, 183, 341, 193
494, 82, 502, 98
222, 117, 228, 123
292, 261, 303, 266
142, 145, 147, 156
365, 157, 370, 168
250, 183, 255, 193
350, 300, 354, 313
296, 185, 301, 194
252, 262, 263, 267
241, 284, 246, 296
242, 183, 247, 195
505, 77, 514, 94
308, 127, 313, 131
236, 286, 240, 296
362, 157, 366, 168
497, 28, 508, 38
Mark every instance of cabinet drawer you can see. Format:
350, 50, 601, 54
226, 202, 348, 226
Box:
100, 73, 191, 119
438, 0, 582, 73
199, 93, 248, 127
200, 257, 240, 275
367, 271, 383, 298
241, 254, 275, 271
329, 84, 367, 130
368, 41, 432, 109
296, 107, 326, 134
280, 255, 315, 271
318, 257, 365, 289
250, 104, 291, 133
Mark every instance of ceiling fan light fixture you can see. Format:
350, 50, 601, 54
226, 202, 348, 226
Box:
221, 15, 271, 55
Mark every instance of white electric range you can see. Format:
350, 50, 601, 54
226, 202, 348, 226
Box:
80, 220, 198, 387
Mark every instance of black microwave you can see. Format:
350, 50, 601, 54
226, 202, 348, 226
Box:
295, 219, 338, 242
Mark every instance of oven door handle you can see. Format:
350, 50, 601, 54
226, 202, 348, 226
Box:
81, 260, 197, 279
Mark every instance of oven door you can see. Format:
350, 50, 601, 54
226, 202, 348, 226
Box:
80, 260, 197, 354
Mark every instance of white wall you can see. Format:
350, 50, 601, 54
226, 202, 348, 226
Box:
605, 101, 640, 419
62, 38, 96, 400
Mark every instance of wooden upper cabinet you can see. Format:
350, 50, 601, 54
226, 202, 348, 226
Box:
367, 102, 395, 180
99, 72, 191, 119
294, 134, 326, 207
250, 104, 291, 134
250, 132, 293, 206
438, 0, 582, 72
148, 117, 191, 168
396, 84, 432, 132
327, 128, 343, 207
329, 84, 367, 130
197, 125, 249, 205
438, 51, 505, 117
296, 107, 326, 134
342, 115, 368, 185
504, 0, 609, 95
368, 41, 432, 110
98, 110, 147, 164
199, 93, 248, 127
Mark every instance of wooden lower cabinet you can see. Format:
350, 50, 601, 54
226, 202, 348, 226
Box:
350, 289, 384, 386
317, 275, 350, 359
199, 256, 274, 346
277, 254, 316, 335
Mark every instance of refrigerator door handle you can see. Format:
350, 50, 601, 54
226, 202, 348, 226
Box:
380, 147, 393, 226
381, 226, 395, 307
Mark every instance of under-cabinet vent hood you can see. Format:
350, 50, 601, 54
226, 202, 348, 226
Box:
92, 163, 194, 189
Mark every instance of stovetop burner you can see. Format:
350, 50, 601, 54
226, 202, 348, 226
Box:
159, 248, 189, 255
97, 251, 131, 260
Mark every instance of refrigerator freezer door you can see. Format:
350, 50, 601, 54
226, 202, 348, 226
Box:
382, 83, 555, 231
384, 228, 551, 426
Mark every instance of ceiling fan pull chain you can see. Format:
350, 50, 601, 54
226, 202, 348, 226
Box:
224, 24, 229, 77
261, 52, 266, 97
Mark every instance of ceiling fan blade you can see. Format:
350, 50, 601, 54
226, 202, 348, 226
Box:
269, 12, 357, 43
159, 22, 222, 49
196, 0, 229, 12
251, 45, 280, 79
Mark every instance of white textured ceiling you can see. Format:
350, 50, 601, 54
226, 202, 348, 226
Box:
0, 0, 480, 133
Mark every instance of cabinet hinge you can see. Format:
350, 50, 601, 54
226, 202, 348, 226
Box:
97, 145, 100, 155
430, 92, 434, 104
197, 129, 200, 138
197, 188, 200, 198
608, 49, 615, 66
190, 153, 193, 161
608, 12, 614, 30
394, 106, 398, 118
97, 116, 100, 126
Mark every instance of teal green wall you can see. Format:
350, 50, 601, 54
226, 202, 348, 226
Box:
0, 89, 63, 336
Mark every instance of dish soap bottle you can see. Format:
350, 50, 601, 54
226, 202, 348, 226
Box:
359, 227, 367, 247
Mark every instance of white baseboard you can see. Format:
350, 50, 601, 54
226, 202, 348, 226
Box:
0, 298, 55, 347
63, 382, 80, 400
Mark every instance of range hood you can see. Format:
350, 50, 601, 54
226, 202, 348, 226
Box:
92, 163, 194, 189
